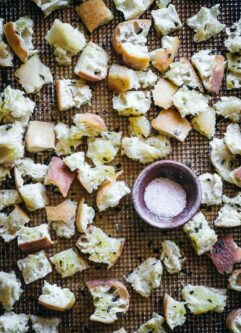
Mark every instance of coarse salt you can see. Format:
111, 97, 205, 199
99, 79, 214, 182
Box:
144, 177, 186, 218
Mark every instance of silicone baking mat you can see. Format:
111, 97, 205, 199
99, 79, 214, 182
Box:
0, 0, 241, 332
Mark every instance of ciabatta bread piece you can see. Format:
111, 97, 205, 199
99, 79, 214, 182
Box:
76, 226, 125, 268
183, 212, 217, 255
191, 50, 225, 94
46, 19, 86, 66
0, 19, 13, 67
46, 199, 77, 239
54, 123, 82, 156
152, 78, 178, 109
32, 0, 70, 17
126, 257, 163, 298
56, 79, 91, 111
96, 172, 130, 211
0, 271, 23, 310
181, 284, 227, 314
134, 313, 165, 333
114, 0, 154, 20
0, 190, 21, 210
0, 311, 29, 333
87, 131, 122, 166
187, 4, 225, 42
31, 315, 61, 333
45, 157, 76, 197
226, 308, 241, 333
70, 113, 106, 139
150, 36, 180, 73
38, 281, 75, 311
77, 163, 115, 193
25, 121, 55, 152
228, 269, 241, 292
128, 116, 151, 138
151, 4, 182, 36
4, 17, 36, 62
0, 86, 35, 126
0, 122, 24, 164
112, 19, 151, 70
108, 64, 139, 93
76, 0, 113, 33
112, 91, 152, 116
15, 54, 53, 94
19, 183, 48, 211
0, 205, 30, 243
14, 158, 48, 187
17, 250, 52, 284
121, 136, 171, 164
224, 123, 241, 155
76, 198, 95, 233
199, 173, 223, 206
161, 240, 186, 274
74, 42, 109, 81
86, 279, 129, 323
50, 248, 88, 278
151, 108, 191, 142
191, 107, 216, 139
18, 224, 53, 253
163, 294, 186, 330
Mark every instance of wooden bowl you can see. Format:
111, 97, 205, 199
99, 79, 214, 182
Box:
132, 160, 201, 229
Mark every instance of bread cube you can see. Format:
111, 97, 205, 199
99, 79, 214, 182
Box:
25, 121, 55, 152
45, 157, 76, 197
18, 224, 53, 253
0, 271, 23, 310
0, 205, 30, 243
136, 69, 158, 88
113, 91, 151, 116
121, 136, 171, 164
151, 4, 182, 35
74, 42, 109, 81
56, 79, 91, 111
224, 123, 241, 155
225, 18, 241, 53
199, 173, 223, 206
63, 152, 85, 171
152, 108, 191, 142
17, 251, 52, 284
135, 313, 165, 333
46, 19, 86, 65
181, 284, 227, 314
31, 315, 61, 333
152, 78, 178, 109
86, 279, 129, 323
70, 113, 106, 139
46, 199, 77, 239
161, 240, 185, 274
15, 158, 48, 186
50, 248, 88, 278
0, 312, 29, 333
108, 64, 139, 93
0, 122, 24, 164
121, 43, 150, 70
228, 269, 241, 292
4, 17, 36, 63
96, 176, 130, 212
126, 258, 163, 298
191, 107, 216, 139
128, 116, 151, 138
187, 5, 225, 42
0, 19, 13, 67
0, 190, 21, 210
76, 226, 125, 268
76, 0, 113, 33
183, 212, 217, 255
214, 205, 241, 228
32, 0, 70, 16
163, 294, 186, 330
114, 0, 154, 20
150, 36, 180, 73
87, 131, 122, 166
77, 164, 115, 193
19, 183, 48, 211
54, 123, 81, 156
38, 281, 75, 311
76, 198, 95, 233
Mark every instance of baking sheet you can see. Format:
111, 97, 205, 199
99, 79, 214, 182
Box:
0, 0, 241, 332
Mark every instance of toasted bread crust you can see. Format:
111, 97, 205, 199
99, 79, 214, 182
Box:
76, 0, 112, 33
56, 80, 63, 111
76, 113, 107, 131
210, 55, 225, 94
226, 308, 241, 332
18, 237, 53, 253
46, 200, 76, 224
4, 21, 29, 62
122, 49, 150, 70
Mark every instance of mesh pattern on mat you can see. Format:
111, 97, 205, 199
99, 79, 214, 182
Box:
0, 0, 241, 332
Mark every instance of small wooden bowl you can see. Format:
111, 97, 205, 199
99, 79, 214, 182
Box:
132, 160, 201, 229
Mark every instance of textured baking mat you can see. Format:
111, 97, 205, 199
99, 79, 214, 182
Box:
0, 0, 241, 332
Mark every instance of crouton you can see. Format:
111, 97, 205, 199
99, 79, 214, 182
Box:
152, 78, 178, 110
18, 224, 53, 253
25, 121, 55, 152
